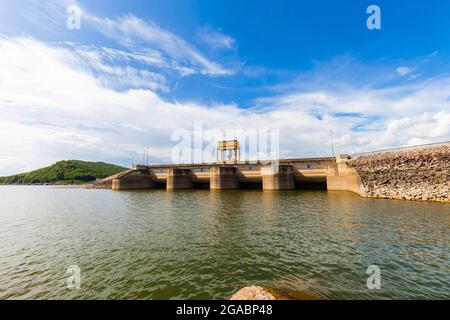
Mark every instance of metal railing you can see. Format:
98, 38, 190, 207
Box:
350, 141, 449, 158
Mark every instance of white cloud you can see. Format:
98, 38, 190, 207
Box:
85, 14, 234, 76
0, 36, 449, 175
0, 0, 234, 80
70, 45, 169, 92
396, 66, 414, 76
197, 27, 236, 51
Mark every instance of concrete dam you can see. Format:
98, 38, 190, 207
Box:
110, 155, 366, 196
87, 142, 448, 202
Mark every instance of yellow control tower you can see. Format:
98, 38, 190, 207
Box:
217, 139, 241, 164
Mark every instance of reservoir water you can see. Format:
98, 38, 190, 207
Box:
0, 186, 448, 299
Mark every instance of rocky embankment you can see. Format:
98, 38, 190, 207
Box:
350, 144, 449, 202
85, 176, 114, 189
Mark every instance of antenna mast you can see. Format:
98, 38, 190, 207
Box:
330, 129, 335, 157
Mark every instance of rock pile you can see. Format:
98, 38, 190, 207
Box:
229, 285, 321, 300
350, 144, 449, 202
85, 177, 113, 189
230, 286, 279, 300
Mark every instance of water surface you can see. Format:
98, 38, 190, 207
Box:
0, 186, 448, 299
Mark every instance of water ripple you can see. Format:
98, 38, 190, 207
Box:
0, 187, 448, 299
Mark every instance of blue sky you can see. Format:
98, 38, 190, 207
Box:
0, 0, 449, 174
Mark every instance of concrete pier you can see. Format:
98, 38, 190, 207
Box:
261, 164, 295, 190
166, 168, 193, 190
210, 166, 240, 190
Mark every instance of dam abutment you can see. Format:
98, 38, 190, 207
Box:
112, 169, 156, 191
326, 154, 367, 197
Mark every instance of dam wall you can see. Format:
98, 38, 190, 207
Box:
104, 157, 351, 192
87, 145, 449, 202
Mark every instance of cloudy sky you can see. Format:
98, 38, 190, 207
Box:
0, 0, 449, 175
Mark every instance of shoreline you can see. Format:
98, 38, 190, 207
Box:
0, 182, 88, 186
363, 194, 449, 203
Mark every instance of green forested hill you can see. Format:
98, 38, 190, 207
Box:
0, 160, 126, 184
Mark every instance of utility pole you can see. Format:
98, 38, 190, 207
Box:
330, 129, 335, 157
